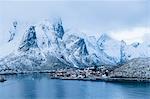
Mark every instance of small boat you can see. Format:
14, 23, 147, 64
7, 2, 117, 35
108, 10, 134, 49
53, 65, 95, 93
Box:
0, 76, 6, 82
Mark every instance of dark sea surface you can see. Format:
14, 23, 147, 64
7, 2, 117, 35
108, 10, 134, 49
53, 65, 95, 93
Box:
0, 73, 150, 99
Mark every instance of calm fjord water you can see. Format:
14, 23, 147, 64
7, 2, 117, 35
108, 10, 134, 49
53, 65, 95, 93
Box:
0, 74, 150, 99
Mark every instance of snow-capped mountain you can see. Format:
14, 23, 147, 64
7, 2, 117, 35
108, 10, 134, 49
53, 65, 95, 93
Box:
96, 33, 150, 64
0, 21, 24, 58
125, 41, 150, 60
97, 34, 126, 64
0, 20, 149, 73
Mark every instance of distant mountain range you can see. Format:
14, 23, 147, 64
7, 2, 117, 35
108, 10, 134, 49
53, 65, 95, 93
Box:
0, 20, 149, 73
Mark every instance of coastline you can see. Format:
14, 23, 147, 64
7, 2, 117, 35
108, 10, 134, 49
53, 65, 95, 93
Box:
1, 67, 150, 83
1, 73, 150, 83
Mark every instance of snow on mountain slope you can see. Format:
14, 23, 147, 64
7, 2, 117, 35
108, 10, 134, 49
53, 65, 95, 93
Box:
97, 34, 123, 63
0, 21, 25, 58
0, 19, 118, 70
0, 26, 46, 73
83, 35, 118, 66
125, 41, 150, 60
0, 20, 149, 72
96, 33, 150, 64
63, 33, 118, 67
34, 20, 71, 67
0, 22, 69, 73
17, 20, 70, 67
63, 34, 89, 67
110, 58, 150, 78
19, 26, 38, 51
35, 20, 65, 51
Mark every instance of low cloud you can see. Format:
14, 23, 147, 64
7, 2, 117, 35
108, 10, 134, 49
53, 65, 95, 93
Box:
109, 27, 150, 44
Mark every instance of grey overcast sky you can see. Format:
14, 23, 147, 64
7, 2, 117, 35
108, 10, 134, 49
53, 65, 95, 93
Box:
0, 0, 150, 43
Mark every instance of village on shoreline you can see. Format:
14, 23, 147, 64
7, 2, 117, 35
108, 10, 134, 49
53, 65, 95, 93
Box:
48, 66, 112, 80
1, 65, 150, 83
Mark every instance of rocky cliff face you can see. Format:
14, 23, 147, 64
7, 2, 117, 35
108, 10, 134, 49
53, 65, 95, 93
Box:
19, 26, 38, 51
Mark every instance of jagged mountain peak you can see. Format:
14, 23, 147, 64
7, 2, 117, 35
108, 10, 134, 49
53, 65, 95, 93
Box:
36, 19, 65, 40
35, 19, 64, 39
72, 38, 89, 56
19, 26, 38, 51
0, 19, 150, 71
17, 19, 66, 53
52, 19, 64, 39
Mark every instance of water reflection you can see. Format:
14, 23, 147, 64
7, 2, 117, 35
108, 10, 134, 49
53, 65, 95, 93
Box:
110, 82, 150, 99
1, 74, 150, 99
19, 77, 37, 99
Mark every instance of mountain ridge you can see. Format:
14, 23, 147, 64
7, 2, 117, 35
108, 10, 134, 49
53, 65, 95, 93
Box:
0, 20, 149, 73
